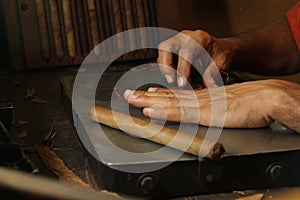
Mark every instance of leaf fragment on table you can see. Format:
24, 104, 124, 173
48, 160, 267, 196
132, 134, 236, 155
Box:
31, 96, 47, 104
43, 125, 56, 146
35, 145, 93, 190
22, 144, 123, 199
18, 130, 28, 140
20, 146, 36, 153
236, 193, 264, 200
233, 191, 246, 196
11, 119, 27, 128
25, 88, 37, 99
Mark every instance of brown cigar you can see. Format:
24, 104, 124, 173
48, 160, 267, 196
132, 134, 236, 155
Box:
89, 106, 225, 160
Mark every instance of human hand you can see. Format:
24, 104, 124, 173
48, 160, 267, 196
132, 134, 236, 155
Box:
124, 79, 300, 132
158, 30, 237, 87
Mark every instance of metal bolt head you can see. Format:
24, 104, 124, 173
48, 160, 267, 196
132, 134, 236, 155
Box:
20, 4, 29, 12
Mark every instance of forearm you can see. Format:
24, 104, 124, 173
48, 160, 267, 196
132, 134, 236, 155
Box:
226, 17, 300, 75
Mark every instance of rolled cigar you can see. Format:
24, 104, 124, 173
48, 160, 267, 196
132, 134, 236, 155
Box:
89, 106, 225, 160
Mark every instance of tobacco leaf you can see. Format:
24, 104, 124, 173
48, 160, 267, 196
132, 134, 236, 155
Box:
43, 125, 56, 147
31, 96, 47, 104
236, 193, 264, 200
20, 146, 36, 153
34, 145, 93, 190
233, 191, 246, 196
25, 88, 37, 99
18, 130, 28, 140
11, 119, 27, 128
22, 145, 123, 199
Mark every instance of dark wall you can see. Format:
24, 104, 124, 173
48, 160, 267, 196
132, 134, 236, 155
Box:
156, 0, 231, 37
156, 0, 299, 37
0, 0, 299, 69
0, 0, 9, 68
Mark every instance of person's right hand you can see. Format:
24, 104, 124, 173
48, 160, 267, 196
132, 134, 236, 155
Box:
157, 30, 238, 87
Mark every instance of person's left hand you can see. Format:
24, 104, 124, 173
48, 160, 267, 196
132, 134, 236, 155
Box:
124, 79, 300, 131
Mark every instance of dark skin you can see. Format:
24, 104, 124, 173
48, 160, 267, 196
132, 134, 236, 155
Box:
231, 17, 300, 75
124, 17, 300, 133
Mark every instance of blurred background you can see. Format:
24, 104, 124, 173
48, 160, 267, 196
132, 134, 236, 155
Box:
0, 1, 299, 199
0, 0, 298, 70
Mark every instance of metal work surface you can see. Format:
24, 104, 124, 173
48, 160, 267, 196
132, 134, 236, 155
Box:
61, 66, 300, 198
62, 67, 300, 166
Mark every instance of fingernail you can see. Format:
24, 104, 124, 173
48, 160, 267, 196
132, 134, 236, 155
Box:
144, 108, 154, 115
165, 74, 173, 84
128, 94, 138, 100
178, 76, 184, 87
124, 89, 134, 99
148, 87, 157, 92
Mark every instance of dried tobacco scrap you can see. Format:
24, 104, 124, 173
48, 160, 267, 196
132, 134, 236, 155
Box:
11, 119, 27, 128
25, 88, 37, 99
18, 130, 28, 140
31, 96, 47, 104
35, 145, 93, 190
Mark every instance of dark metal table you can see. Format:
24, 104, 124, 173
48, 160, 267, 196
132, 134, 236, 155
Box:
60, 66, 300, 199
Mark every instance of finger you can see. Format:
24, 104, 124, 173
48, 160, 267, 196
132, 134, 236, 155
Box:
124, 89, 170, 99
157, 53, 175, 84
202, 62, 220, 87
158, 40, 179, 83
176, 40, 196, 87
176, 31, 210, 87
177, 41, 199, 87
149, 87, 211, 98
147, 88, 201, 99
125, 89, 200, 102
177, 56, 191, 87
143, 106, 204, 124
127, 95, 177, 108
126, 89, 176, 98
126, 94, 198, 108
124, 89, 141, 100
148, 87, 186, 92
125, 89, 175, 99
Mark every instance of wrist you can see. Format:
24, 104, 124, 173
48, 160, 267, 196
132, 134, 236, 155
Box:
268, 84, 300, 133
267, 85, 291, 127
